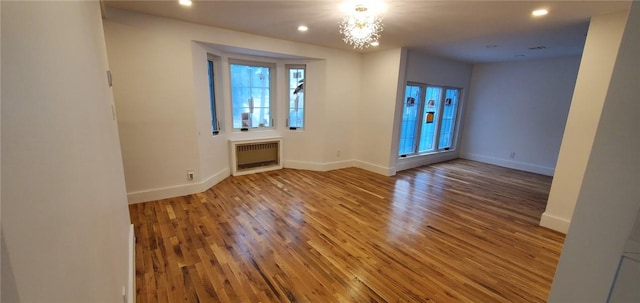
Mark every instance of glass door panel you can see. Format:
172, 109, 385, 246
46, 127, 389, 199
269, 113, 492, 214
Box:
418, 86, 442, 153
398, 85, 422, 156
438, 88, 460, 149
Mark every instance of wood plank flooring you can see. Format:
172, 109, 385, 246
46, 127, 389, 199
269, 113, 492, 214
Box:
129, 159, 565, 302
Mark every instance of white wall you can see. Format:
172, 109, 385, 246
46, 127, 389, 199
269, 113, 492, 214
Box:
394, 50, 473, 172
103, 10, 203, 203
405, 50, 473, 88
190, 42, 229, 188
548, 3, 639, 301
356, 48, 406, 175
460, 56, 580, 176
1, 1, 3, 298
319, 54, 360, 170
540, 11, 629, 233
1, 1, 131, 302
629, 209, 640, 244
103, 8, 363, 203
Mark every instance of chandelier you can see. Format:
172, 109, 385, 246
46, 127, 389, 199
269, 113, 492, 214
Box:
339, 4, 384, 49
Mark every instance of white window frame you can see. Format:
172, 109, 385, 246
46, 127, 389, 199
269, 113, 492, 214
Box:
207, 54, 222, 135
286, 64, 306, 130
398, 82, 463, 158
228, 59, 276, 131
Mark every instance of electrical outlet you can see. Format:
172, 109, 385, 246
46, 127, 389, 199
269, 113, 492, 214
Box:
187, 170, 195, 181
336, 150, 341, 158
509, 152, 516, 159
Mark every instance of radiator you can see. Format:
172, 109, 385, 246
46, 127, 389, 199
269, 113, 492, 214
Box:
230, 138, 283, 176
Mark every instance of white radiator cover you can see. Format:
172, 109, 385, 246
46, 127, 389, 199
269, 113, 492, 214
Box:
229, 138, 283, 176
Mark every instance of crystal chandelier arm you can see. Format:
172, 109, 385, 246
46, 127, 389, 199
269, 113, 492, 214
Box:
339, 5, 384, 49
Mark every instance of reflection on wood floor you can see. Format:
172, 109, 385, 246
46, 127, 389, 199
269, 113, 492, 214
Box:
129, 159, 565, 302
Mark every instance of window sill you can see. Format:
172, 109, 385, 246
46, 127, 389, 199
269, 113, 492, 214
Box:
234, 127, 276, 132
228, 129, 280, 142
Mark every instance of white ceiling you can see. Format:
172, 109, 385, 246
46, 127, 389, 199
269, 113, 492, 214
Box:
104, 0, 631, 63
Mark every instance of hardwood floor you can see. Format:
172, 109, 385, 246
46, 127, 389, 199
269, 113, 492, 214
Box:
129, 159, 565, 302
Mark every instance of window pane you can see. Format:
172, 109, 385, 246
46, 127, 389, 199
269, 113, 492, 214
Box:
207, 59, 219, 133
438, 88, 459, 149
418, 86, 442, 153
398, 85, 421, 156
397, 83, 463, 159
288, 66, 305, 128
230, 63, 271, 128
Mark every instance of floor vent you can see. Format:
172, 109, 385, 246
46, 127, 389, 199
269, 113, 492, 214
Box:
230, 138, 283, 176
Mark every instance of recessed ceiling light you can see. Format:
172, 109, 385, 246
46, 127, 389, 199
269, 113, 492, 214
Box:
297, 25, 308, 32
179, 0, 192, 6
370, 41, 380, 47
532, 9, 548, 17
485, 44, 498, 48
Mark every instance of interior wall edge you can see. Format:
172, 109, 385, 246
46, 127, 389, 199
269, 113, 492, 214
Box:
540, 212, 571, 234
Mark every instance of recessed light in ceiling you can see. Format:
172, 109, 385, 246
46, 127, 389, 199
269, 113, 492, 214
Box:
297, 25, 309, 32
532, 9, 548, 17
485, 44, 498, 48
370, 41, 380, 47
179, 0, 192, 6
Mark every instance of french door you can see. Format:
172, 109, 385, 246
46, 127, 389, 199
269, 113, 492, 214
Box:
398, 83, 461, 157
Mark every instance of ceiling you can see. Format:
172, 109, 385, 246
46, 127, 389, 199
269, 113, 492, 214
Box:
104, 0, 631, 63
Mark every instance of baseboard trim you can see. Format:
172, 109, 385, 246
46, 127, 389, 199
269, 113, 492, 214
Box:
284, 159, 353, 172
540, 212, 571, 234
353, 160, 395, 176
460, 152, 555, 176
126, 159, 396, 203
127, 168, 230, 204
196, 168, 230, 192
322, 160, 356, 171
284, 159, 395, 176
